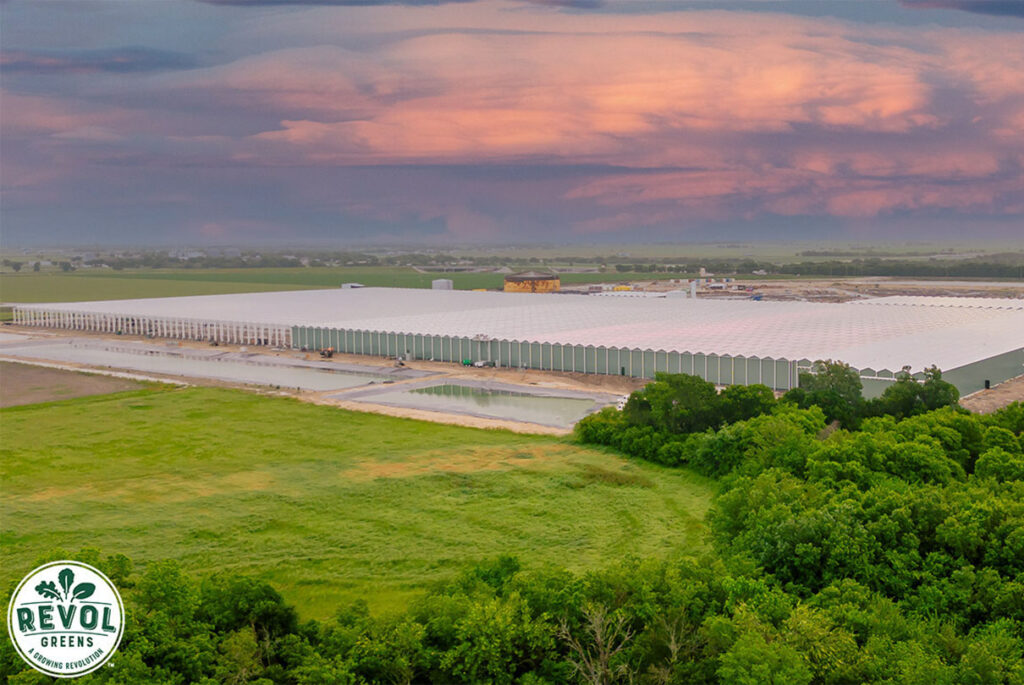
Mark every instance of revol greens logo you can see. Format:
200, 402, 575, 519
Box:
7, 561, 124, 678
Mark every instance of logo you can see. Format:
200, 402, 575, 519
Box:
7, 561, 124, 678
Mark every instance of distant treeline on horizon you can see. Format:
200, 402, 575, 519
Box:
2, 251, 1023, 280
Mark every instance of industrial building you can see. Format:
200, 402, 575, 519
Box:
12, 289, 1024, 394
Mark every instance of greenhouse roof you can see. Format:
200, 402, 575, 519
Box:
19, 289, 1024, 373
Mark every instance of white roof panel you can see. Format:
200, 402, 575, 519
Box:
19, 289, 1024, 373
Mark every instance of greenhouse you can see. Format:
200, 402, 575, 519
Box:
290, 326, 803, 389
13, 288, 1024, 394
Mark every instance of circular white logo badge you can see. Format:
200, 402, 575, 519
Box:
6, 561, 125, 678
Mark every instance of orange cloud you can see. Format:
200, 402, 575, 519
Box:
240, 25, 957, 165
6, 1, 1022, 231
219, 6, 1021, 222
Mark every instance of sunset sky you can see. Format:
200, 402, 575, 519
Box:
2, 0, 1022, 246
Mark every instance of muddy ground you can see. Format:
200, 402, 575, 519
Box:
960, 374, 1024, 414
0, 361, 144, 407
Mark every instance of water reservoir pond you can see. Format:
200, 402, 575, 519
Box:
1, 342, 387, 391
359, 383, 599, 428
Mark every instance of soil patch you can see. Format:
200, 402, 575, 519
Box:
960, 374, 1024, 414
0, 361, 143, 407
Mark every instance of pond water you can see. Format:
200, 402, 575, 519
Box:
362, 383, 599, 428
1, 342, 386, 391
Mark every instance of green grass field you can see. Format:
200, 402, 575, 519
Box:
0, 268, 500, 302
0, 273, 313, 303
0, 268, 697, 303
0, 386, 713, 619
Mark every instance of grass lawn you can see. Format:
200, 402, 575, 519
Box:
0, 386, 713, 619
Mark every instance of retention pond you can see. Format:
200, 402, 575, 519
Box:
340, 381, 606, 428
0, 340, 405, 391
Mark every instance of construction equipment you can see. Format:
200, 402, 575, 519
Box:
320, 347, 334, 358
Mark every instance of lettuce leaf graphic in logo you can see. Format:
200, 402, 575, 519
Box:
35, 567, 95, 602
34, 580, 62, 601
72, 581, 96, 600
59, 567, 74, 597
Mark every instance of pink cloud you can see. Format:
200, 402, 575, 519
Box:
206, 11, 1020, 174
0, 90, 129, 135
4, 1, 1022, 234
240, 27, 953, 164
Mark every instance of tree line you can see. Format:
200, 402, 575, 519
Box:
578, 362, 962, 469
6, 250, 1022, 279
612, 257, 1024, 279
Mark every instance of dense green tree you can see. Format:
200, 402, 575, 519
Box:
718, 384, 777, 426
918, 367, 960, 412
870, 366, 961, 420
786, 359, 865, 428
717, 630, 813, 685
870, 368, 924, 419
987, 402, 1024, 435
198, 574, 298, 640
625, 372, 720, 434
974, 448, 1024, 482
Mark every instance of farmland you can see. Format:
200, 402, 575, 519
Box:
0, 379, 713, 619
0, 268, 675, 303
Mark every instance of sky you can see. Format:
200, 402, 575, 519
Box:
1, 0, 1022, 247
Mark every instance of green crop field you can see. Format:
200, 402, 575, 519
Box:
0, 268, 499, 303
0, 268, 694, 303
0, 273, 315, 303
0, 385, 713, 619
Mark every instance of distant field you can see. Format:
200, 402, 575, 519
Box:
0, 385, 713, 619
0, 269, 494, 302
0, 273, 315, 303
1, 268, 694, 303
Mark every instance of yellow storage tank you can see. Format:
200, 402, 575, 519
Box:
503, 271, 560, 293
